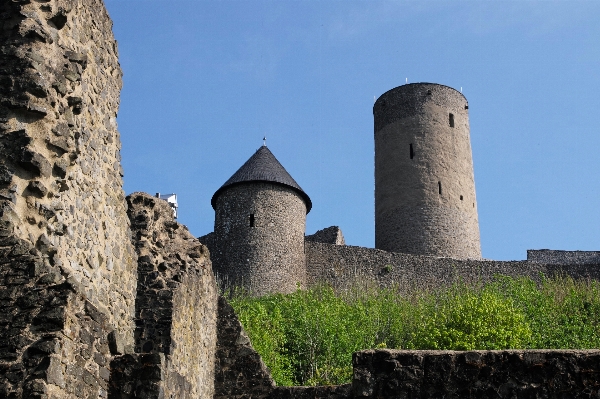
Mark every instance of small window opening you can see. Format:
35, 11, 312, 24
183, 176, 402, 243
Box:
427, 89, 432, 95
249, 214, 255, 227
409, 144, 414, 159
464, 105, 469, 110
438, 181, 442, 195
449, 113, 454, 128
473, 203, 475, 208
460, 195, 463, 201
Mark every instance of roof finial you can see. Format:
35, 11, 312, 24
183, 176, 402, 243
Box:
263, 136, 267, 146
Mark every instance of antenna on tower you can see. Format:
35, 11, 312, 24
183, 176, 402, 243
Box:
461, 87, 463, 92
406, 78, 408, 84
263, 136, 267, 146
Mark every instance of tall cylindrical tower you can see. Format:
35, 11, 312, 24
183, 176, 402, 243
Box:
211, 146, 311, 295
374, 83, 481, 259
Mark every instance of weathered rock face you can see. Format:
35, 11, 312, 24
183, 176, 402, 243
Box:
117, 192, 217, 399
0, 0, 136, 397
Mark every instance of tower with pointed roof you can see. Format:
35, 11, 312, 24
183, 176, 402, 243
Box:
210, 145, 311, 295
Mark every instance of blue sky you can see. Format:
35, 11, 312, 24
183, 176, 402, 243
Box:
104, 0, 600, 260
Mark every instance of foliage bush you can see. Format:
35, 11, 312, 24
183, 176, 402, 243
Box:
229, 275, 600, 386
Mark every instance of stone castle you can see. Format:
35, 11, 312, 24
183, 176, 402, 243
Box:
0, 1, 599, 398
200, 83, 598, 297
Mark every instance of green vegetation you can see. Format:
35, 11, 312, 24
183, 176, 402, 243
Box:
229, 276, 600, 386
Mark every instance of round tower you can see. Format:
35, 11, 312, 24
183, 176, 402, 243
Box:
211, 145, 311, 295
373, 83, 481, 259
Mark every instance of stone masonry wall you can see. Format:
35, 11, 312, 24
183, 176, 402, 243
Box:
0, 0, 136, 346
0, 0, 136, 397
119, 193, 217, 399
528, 249, 600, 265
306, 226, 345, 245
306, 242, 600, 293
214, 295, 275, 399
53, 292, 115, 399
0, 234, 117, 398
353, 349, 600, 398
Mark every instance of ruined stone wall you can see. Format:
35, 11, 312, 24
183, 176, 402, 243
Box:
213, 182, 307, 295
123, 193, 217, 399
214, 296, 275, 399
0, 235, 118, 398
305, 242, 600, 293
55, 294, 115, 399
353, 349, 600, 397
306, 226, 345, 245
0, 0, 136, 396
374, 83, 481, 259
0, 0, 136, 344
528, 249, 600, 265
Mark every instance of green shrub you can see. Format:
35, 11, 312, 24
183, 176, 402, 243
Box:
230, 276, 600, 386
406, 284, 531, 350
490, 275, 600, 348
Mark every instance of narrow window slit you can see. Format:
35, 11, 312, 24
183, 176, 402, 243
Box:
409, 144, 414, 159
449, 113, 454, 128
438, 181, 442, 195
460, 195, 463, 201
249, 214, 255, 227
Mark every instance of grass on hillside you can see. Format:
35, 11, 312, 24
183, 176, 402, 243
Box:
229, 275, 600, 386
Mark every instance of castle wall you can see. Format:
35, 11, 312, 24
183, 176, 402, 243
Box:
374, 83, 481, 259
305, 242, 600, 292
123, 193, 217, 399
353, 349, 600, 397
0, 237, 117, 398
214, 296, 275, 399
306, 226, 345, 245
0, 0, 136, 396
213, 182, 307, 295
528, 249, 600, 264
55, 295, 115, 399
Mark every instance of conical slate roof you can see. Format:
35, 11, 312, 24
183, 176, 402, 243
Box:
211, 146, 312, 213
